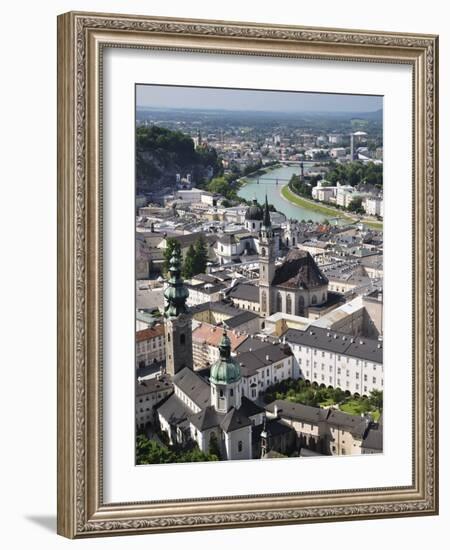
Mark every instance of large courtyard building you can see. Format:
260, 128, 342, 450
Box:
285, 326, 383, 395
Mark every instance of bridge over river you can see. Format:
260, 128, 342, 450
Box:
238, 163, 331, 223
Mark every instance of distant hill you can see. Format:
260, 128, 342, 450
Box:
136, 125, 222, 193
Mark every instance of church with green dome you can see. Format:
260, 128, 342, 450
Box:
158, 325, 267, 460
158, 252, 268, 459
157, 247, 297, 460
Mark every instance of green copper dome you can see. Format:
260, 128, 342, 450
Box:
210, 330, 241, 385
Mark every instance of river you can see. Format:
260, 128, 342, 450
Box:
237, 163, 329, 223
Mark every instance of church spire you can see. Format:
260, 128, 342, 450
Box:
164, 248, 189, 318
263, 194, 271, 229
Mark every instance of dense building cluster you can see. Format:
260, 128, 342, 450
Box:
135, 111, 383, 462
136, 195, 383, 461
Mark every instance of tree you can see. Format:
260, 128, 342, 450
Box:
289, 174, 312, 198
136, 435, 174, 465
369, 389, 383, 410
183, 244, 196, 279
136, 434, 220, 464
193, 235, 208, 276
208, 433, 221, 459
163, 238, 181, 275
347, 196, 365, 214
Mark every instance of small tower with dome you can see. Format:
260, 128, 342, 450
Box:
210, 330, 242, 413
245, 198, 264, 232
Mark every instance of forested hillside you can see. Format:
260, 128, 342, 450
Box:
136, 125, 223, 193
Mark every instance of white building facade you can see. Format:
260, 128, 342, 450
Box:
285, 327, 383, 396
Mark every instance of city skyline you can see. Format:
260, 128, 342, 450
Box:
137, 84, 383, 114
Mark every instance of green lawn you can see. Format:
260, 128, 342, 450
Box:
339, 399, 381, 422
264, 379, 382, 422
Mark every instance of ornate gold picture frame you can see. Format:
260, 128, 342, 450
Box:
57, 11, 438, 538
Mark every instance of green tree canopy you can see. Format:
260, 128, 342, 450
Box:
208, 433, 221, 460
369, 389, 383, 410
163, 238, 181, 275
347, 196, 365, 214
289, 174, 312, 198
193, 235, 208, 276
136, 434, 219, 465
182, 244, 196, 279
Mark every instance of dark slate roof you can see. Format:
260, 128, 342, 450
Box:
218, 233, 237, 245
327, 263, 370, 284
223, 310, 259, 328
345, 337, 384, 362
265, 400, 328, 423
362, 423, 383, 451
254, 418, 295, 439
239, 396, 265, 418
327, 410, 368, 437
228, 283, 260, 303
284, 327, 383, 363
135, 375, 173, 397
234, 336, 278, 353
189, 406, 223, 431
157, 393, 191, 427
190, 301, 240, 316
220, 407, 252, 433
271, 249, 328, 289
173, 368, 211, 409
236, 343, 292, 377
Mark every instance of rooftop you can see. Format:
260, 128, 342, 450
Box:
265, 400, 328, 423
192, 323, 247, 351
271, 249, 328, 290
236, 342, 292, 377
173, 367, 211, 409
228, 283, 260, 303
136, 324, 165, 342
284, 326, 383, 363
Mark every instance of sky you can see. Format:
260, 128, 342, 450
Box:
136, 84, 382, 114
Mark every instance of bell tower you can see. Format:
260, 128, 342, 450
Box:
259, 195, 276, 317
164, 248, 193, 376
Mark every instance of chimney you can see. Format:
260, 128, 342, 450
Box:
266, 354, 270, 361
273, 404, 279, 417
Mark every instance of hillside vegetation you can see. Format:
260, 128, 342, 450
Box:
136, 125, 223, 193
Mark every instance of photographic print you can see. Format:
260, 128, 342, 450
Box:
135, 85, 384, 464
57, 13, 438, 537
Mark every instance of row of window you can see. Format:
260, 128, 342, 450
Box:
299, 354, 378, 369
306, 371, 382, 391
137, 394, 164, 403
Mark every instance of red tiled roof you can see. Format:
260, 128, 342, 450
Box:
192, 323, 247, 350
136, 324, 165, 342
